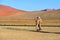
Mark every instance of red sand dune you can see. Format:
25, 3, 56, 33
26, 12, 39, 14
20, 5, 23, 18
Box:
0, 5, 60, 20
0, 5, 26, 17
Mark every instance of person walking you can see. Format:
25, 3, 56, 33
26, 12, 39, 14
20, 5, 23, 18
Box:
35, 16, 42, 32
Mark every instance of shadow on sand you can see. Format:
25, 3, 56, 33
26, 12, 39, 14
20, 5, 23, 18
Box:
4, 27, 60, 34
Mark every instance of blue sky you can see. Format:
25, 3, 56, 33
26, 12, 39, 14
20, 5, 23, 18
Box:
0, 0, 60, 11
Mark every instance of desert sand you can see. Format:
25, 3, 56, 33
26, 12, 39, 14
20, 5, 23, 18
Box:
0, 26, 60, 40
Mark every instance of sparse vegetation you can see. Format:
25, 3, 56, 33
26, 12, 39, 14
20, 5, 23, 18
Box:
0, 20, 60, 26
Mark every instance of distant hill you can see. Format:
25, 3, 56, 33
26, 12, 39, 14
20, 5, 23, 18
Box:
0, 5, 60, 20
0, 5, 26, 17
30, 9, 60, 20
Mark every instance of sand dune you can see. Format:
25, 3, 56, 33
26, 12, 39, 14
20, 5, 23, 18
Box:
0, 5, 60, 20
0, 5, 26, 17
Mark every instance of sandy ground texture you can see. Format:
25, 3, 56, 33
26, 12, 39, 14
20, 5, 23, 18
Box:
0, 26, 60, 40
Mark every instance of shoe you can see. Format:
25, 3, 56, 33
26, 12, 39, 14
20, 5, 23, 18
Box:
37, 29, 40, 32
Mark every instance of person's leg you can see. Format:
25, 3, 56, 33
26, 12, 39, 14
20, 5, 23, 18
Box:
38, 24, 41, 31
36, 24, 40, 32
